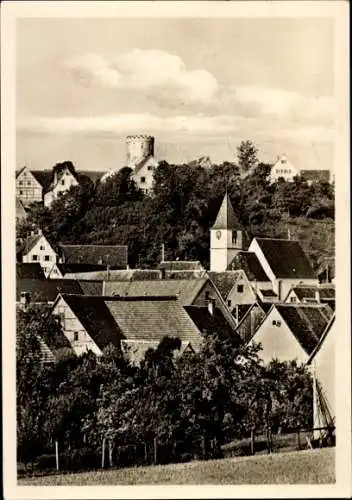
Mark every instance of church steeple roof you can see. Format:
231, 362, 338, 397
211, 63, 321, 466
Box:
211, 193, 242, 230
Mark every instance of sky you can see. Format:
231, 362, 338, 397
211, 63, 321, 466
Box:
16, 17, 335, 172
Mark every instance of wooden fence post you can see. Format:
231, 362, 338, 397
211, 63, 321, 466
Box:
154, 437, 157, 465
296, 427, 301, 450
144, 442, 148, 463
101, 437, 106, 468
250, 430, 255, 455
55, 440, 59, 471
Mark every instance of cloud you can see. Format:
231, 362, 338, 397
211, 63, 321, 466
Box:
63, 49, 218, 104
17, 113, 243, 137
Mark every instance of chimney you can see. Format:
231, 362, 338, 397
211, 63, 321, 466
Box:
208, 298, 215, 316
315, 289, 320, 302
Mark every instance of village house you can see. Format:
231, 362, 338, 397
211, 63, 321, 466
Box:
249, 303, 333, 365
248, 237, 318, 301
16, 166, 46, 206
51, 294, 205, 363
306, 315, 335, 439
20, 231, 58, 276
269, 155, 299, 183
43, 162, 79, 207
284, 284, 335, 310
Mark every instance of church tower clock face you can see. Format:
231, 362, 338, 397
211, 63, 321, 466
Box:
216, 230, 222, 240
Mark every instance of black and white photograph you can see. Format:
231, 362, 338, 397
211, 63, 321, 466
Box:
1, 1, 350, 498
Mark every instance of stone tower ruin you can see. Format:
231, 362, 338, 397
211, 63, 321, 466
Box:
126, 135, 155, 166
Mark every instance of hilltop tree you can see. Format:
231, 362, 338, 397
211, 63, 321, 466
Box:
237, 140, 259, 173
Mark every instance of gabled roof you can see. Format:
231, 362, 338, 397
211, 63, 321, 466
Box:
274, 304, 332, 355
103, 278, 208, 306
184, 305, 241, 344
55, 263, 107, 276
288, 285, 335, 301
59, 245, 128, 268
31, 170, 53, 191
16, 198, 27, 219
16, 166, 27, 179
300, 170, 331, 183
211, 193, 242, 230
105, 296, 203, 350
253, 238, 316, 279
208, 271, 241, 300
158, 261, 204, 271
307, 314, 335, 364
17, 278, 83, 303
17, 263, 45, 280
230, 251, 270, 282
58, 294, 123, 351
21, 232, 46, 255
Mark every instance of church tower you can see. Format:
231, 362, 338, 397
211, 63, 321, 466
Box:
210, 193, 247, 272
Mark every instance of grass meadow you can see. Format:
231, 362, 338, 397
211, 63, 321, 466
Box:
18, 447, 335, 485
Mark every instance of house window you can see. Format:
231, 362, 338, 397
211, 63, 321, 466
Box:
27, 181, 31, 186
237, 284, 244, 293
44, 255, 51, 261
140, 177, 146, 183
227, 300, 232, 307
205, 291, 210, 300
19, 181, 23, 186
290, 296, 297, 303
40, 245, 45, 250
19, 190, 23, 195
74, 332, 79, 341
32, 255, 38, 261
272, 320, 281, 327
147, 166, 153, 171
61, 180, 65, 185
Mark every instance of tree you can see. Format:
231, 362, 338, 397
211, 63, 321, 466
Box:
237, 140, 259, 174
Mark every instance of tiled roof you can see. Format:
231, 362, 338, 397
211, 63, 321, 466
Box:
56, 263, 107, 276
158, 261, 204, 271
31, 170, 53, 191
105, 296, 203, 351
184, 305, 241, 344
21, 233, 43, 255
211, 193, 242, 230
165, 270, 206, 280
78, 280, 104, 295
275, 304, 332, 355
59, 245, 128, 268
300, 170, 331, 183
290, 285, 335, 301
259, 289, 278, 297
307, 314, 335, 363
231, 304, 253, 323
235, 303, 267, 343
16, 166, 27, 178
103, 278, 207, 305
17, 278, 83, 303
254, 238, 316, 279
121, 339, 193, 365
230, 252, 270, 282
17, 263, 45, 280
64, 269, 162, 281
208, 271, 241, 300
60, 294, 123, 351
16, 198, 27, 219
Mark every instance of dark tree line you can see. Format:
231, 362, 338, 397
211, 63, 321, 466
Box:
17, 307, 313, 472
17, 141, 335, 269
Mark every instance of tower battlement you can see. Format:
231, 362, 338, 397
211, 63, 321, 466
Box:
126, 135, 155, 166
